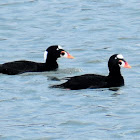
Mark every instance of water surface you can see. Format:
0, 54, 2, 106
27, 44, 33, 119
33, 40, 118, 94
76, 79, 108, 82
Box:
0, 0, 140, 139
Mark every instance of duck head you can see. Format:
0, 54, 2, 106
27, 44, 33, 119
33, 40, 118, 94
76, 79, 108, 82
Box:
108, 54, 131, 76
44, 45, 74, 62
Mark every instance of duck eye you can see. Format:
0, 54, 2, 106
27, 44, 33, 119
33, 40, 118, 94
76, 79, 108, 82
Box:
60, 51, 68, 58
118, 60, 125, 68
118, 61, 122, 65
61, 51, 65, 56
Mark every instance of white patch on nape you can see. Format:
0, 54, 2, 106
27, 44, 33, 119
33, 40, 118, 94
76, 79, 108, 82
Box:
44, 51, 48, 62
117, 54, 124, 59
57, 45, 63, 50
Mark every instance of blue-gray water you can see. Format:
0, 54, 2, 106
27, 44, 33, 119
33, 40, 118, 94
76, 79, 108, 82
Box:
0, 0, 140, 139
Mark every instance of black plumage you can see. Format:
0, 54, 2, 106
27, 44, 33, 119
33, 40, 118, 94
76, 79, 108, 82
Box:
0, 45, 74, 75
52, 54, 131, 90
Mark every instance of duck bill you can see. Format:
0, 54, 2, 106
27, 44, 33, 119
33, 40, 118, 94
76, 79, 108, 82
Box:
124, 62, 131, 68
66, 52, 74, 59
60, 51, 74, 59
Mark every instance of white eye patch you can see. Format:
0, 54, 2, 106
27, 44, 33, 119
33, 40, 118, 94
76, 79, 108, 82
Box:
44, 51, 48, 62
117, 54, 124, 59
60, 51, 68, 58
57, 45, 63, 50
118, 60, 125, 68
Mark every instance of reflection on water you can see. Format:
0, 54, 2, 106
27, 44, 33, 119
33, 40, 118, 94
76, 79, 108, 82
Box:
109, 87, 120, 91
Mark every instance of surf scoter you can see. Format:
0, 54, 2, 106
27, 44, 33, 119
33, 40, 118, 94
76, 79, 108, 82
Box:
0, 45, 74, 75
52, 54, 131, 90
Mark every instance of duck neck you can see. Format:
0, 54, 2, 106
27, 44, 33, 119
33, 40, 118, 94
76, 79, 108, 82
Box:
107, 66, 124, 87
108, 66, 122, 77
45, 57, 58, 69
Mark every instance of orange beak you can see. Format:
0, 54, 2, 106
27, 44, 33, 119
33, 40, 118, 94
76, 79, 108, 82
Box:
67, 52, 74, 59
61, 51, 74, 59
124, 62, 131, 68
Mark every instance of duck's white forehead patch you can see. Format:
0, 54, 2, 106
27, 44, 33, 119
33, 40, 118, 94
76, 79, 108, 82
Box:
44, 50, 48, 61
117, 54, 124, 59
57, 45, 63, 50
